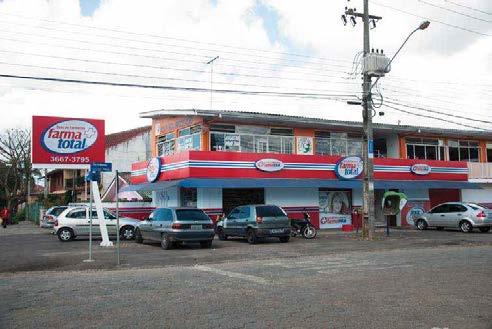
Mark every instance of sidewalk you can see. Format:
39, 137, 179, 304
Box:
0, 221, 49, 236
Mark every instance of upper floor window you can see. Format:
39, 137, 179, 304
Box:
405, 138, 444, 161
315, 131, 362, 156
487, 144, 492, 163
157, 132, 176, 156
156, 125, 201, 156
448, 140, 479, 162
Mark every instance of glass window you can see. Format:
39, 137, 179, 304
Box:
406, 145, 414, 159
237, 207, 251, 219
316, 138, 331, 155
241, 135, 255, 152
269, 136, 282, 153
178, 127, 191, 137
180, 188, 197, 207
227, 208, 241, 219
449, 146, 459, 161
282, 137, 294, 154
414, 145, 425, 159
255, 205, 287, 217
49, 206, 68, 217
175, 209, 210, 221
448, 204, 467, 212
103, 210, 116, 219
224, 134, 240, 151
211, 132, 225, 151
210, 124, 235, 133
430, 204, 450, 213
487, 149, 492, 163
425, 146, 437, 160
161, 209, 173, 221
469, 147, 479, 162
67, 209, 86, 219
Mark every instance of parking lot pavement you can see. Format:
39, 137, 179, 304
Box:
0, 222, 491, 273
1, 245, 491, 329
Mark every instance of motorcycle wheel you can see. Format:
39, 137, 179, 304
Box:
302, 225, 317, 239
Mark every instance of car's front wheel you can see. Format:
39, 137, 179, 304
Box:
246, 229, 258, 245
120, 226, 135, 240
57, 228, 74, 242
459, 220, 473, 233
478, 227, 490, 233
416, 219, 428, 230
161, 234, 173, 250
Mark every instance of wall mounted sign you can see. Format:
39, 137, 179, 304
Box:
32, 116, 105, 169
296, 136, 313, 155
335, 156, 364, 179
146, 157, 161, 182
405, 207, 425, 226
255, 158, 284, 172
411, 164, 431, 175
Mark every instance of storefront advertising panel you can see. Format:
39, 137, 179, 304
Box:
319, 190, 352, 229
31, 115, 105, 169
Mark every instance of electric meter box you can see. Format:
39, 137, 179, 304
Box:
362, 52, 391, 77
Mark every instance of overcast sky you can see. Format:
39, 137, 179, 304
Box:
0, 0, 490, 133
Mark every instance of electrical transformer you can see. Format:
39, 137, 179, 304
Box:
362, 49, 391, 77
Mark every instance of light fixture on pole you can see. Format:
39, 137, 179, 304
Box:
206, 56, 219, 111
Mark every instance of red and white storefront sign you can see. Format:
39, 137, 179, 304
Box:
32, 116, 105, 169
130, 151, 469, 184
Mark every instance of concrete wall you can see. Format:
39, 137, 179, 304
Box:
386, 134, 400, 159
265, 188, 318, 207
461, 186, 492, 204
197, 188, 222, 209
152, 187, 179, 208
102, 132, 151, 193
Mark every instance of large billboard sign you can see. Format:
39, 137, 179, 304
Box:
32, 116, 105, 169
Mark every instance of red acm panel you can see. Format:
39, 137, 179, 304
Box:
130, 151, 469, 184
32, 116, 105, 168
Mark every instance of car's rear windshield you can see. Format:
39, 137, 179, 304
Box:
256, 206, 286, 217
50, 207, 68, 216
467, 203, 485, 210
175, 209, 210, 221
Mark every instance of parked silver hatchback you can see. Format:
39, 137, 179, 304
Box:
415, 202, 492, 233
135, 207, 215, 249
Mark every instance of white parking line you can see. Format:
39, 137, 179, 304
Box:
193, 265, 270, 285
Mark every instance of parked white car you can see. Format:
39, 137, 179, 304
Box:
53, 206, 141, 242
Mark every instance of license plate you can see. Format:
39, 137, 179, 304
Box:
270, 229, 284, 234
191, 225, 202, 230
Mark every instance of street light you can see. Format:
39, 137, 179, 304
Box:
371, 21, 430, 90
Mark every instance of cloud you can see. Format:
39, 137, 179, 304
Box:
0, 0, 489, 134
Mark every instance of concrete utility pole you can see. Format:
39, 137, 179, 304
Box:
344, 1, 381, 239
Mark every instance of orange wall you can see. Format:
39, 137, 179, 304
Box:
152, 116, 204, 155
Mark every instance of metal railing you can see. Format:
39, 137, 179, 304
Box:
468, 162, 492, 179
210, 132, 294, 154
315, 137, 363, 157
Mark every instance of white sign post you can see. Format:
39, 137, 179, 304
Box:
91, 180, 113, 247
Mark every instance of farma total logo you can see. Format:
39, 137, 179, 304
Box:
41, 120, 98, 154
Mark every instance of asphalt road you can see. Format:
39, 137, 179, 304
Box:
1, 223, 491, 273
1, 245, 491, 329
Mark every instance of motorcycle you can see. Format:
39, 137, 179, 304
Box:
290, 212, 317, 239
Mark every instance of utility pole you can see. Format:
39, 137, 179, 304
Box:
206, 56, 219, 111
344, 1, 381, 240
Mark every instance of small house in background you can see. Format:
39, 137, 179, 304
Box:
46, 125, 151, 202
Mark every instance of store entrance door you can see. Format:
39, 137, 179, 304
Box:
222, 188, 264, 216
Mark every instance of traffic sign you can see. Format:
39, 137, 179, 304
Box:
90, 162, 112, 172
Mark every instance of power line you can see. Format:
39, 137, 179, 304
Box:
417, 0, 491, 23
0, 48, 360, 87
0, 61, 361, 95
443, 0, 491, 16
384, 98, 492, 125
372, 1, 492, 36
382, 104, 488, 130
0, 11, 353, 64
0, 18, 352, 70
0, 73, 359, 100
0, 28, 354, 78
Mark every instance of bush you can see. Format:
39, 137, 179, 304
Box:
12, 208, 25, 224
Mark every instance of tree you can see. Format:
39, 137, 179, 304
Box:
0, 128, 39, 214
